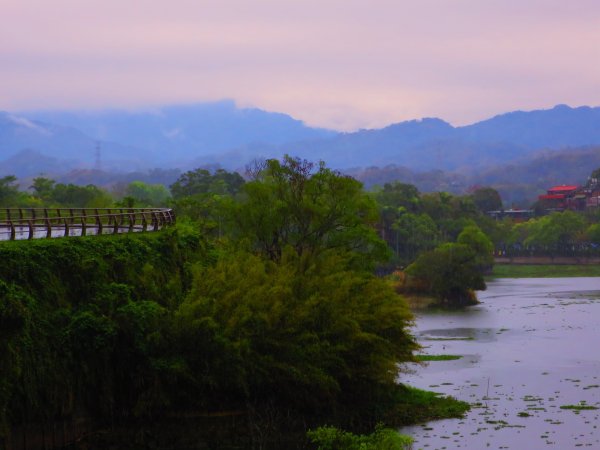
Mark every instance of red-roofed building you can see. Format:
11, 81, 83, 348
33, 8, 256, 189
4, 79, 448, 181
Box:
538, 185, 587, 211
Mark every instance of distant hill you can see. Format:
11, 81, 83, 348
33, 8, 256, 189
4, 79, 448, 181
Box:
285, 105, 600, 171
2, 102, 600, 187
0, 112, 152, 176
21, 100, 336, 165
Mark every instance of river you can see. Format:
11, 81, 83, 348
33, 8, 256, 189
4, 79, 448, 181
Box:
400, 277, 600, 449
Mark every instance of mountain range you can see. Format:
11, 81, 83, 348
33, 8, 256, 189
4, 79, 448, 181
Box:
1, 102, 600, 190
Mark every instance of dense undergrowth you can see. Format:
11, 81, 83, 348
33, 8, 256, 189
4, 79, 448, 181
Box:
0, 226, 468, 447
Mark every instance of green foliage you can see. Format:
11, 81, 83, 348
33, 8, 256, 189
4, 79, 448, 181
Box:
30, 176, 56, 202
176, 246, 417, 415
124, 180, 171, 206
391, 212, 438, 263
233, 156, 388, 267
374, 182, 421, 214
505, 211, 589, 255
170, 168, 245, 199
415, 354, 462, 361
491, 264, 600, 278
457, 224, 494, 272
524, 211, 586, 248
0, 156, 489, 442
307, 424, 413, 450
470, 187, 502, 212
388, 385, 470, 424
0, 227, 210, 436
51, 183, 114, 207
0, 176, 20, 207
406, 242, 485, 306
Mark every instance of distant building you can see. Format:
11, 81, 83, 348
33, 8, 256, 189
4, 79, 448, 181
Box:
537, 181, 600, 213
488, 209, 534, 222
538, 185, 579, 211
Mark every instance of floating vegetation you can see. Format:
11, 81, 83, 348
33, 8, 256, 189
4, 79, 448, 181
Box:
517, 412, 531, 417
522, 395, 544, 402
423, 336, 475, 341
415, 354, 463, 361
560, 403, 599, 411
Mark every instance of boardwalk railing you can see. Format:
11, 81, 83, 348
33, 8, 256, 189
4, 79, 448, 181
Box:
0, 208, 175, 241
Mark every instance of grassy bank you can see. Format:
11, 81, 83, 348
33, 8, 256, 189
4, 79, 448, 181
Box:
491, 264, 600, 278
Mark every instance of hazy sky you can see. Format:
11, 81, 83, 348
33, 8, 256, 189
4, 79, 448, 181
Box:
1, 0, 599, 130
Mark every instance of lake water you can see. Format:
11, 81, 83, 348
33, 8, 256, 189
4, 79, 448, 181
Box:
400, 277, 600, 449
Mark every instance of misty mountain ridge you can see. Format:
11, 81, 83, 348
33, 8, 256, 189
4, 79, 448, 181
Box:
21, 100, 336, 164
288, 104, 600, 171
1, 102, 599, 179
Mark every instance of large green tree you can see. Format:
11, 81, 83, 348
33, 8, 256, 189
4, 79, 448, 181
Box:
176, 247, 417, 416
233, 156, 388, 266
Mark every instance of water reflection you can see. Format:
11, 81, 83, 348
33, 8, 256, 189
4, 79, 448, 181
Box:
401, 277, 600, 449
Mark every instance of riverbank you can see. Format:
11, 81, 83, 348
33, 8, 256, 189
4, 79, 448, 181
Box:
495, 255, 600, 265
491, 264, 600, 278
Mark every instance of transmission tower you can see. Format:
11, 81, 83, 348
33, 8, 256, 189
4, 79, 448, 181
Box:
94, 141, 102, 171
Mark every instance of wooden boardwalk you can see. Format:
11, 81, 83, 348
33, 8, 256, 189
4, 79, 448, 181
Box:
0, 208, 175, 241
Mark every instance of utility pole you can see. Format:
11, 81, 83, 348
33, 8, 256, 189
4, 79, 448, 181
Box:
94, 141, 102, 171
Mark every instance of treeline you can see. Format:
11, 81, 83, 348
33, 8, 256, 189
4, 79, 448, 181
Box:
498, 210, 600, 257
0, 175, 171, 208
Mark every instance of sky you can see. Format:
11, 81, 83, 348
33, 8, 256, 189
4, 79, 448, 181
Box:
1, 0, 599, 131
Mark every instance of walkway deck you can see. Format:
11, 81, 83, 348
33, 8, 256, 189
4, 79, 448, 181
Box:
0, 208, 175, 241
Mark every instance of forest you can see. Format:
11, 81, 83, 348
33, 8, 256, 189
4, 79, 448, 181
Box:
2, 156, 600, 448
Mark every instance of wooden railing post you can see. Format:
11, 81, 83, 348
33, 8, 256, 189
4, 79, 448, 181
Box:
9, 220, 15, 240
46, 218, 52, 238
113, 212, 120, 234
95, 209, 103, 235
81, 210, 87, 236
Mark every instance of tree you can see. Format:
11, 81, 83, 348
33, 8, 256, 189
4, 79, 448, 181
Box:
30, 176, 56, 202
0, 176, 19, 207
170, 168, 245, 199
176, 247, 417, 416
125, 181, 171, 206
457, 225, 494, 273
524, 211, 586, 253
406, 243, 485, 306
470, 187, 502, 213
391, 212, 438, 263
374, 182, 421, 214
51, 183, 113, 208
233, 156, 388, 266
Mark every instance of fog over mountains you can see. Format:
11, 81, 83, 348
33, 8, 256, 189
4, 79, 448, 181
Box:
1, 102, 600, 184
